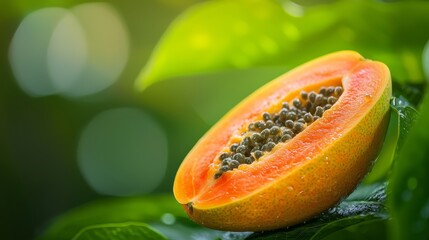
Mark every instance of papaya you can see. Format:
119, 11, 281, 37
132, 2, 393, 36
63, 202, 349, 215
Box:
173, 51, 391, 231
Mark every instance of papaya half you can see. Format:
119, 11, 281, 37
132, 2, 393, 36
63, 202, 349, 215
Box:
173, 51, 391, 231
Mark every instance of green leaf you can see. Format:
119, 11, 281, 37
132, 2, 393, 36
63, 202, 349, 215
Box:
136, 0, 429, 89
364, 106, 399, 183
364, 97, 419, 183
40, 195, 184, 240
136, 0, 338, 90
150, 216, 251, 240
389, 92, 429, 240
72, 222, 167, 240
247, 183, 388, 240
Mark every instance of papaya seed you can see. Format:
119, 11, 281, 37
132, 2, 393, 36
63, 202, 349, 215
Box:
293, 122, 305, 133
328, 96, 337, 104
287, 112, 297, 121
327, 86, 335, 96
297, 118, 306, 124
315, 94, 323, 105
315, 106, 324, 117
222, 158, 231, 165
230, 143, 239, 152
335, 86, 343, 96
245, 157, 255, 164
280, 109, 288, 119
220, 165, 230, 172
219, 152, 229, 160
309, 92, 317, 103
270, 126, 280, 135
251, 146, 260, 152
282, 102, 290, 110
236, 145, 247, 154
322, 97, 328, 105
229, 160, 240, 169
266, 120, 275, 129
233, 153, 244, 161
254, 150, 263, 159
242, 137, 252, 146
261, 129, 270, 139
283, 129, 294, 136
255, 121, 266, 130
252, 133, 263, 142
301, 91, 308, 100
214, 172, 223, 179
304, 113, 313, 123
293, 99, 301, 109
281, 134, 292, 142
262, 112, 271, 121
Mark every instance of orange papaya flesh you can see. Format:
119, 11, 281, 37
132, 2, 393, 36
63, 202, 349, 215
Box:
173, 51, 391, 231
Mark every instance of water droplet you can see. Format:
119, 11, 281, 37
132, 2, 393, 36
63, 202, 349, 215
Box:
287, 186, 294, 191
161, 213, 176, 225
365, 94, 372, 100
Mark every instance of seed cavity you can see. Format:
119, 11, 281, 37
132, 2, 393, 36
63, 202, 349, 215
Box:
214, 86, 343, 179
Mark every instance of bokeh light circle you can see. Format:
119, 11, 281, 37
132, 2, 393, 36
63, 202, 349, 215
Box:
62, 3, 129, 97
78, 108, 168, 196
9, 3, 129, 98
9, 7, 69, 96
47, 12, 87, 93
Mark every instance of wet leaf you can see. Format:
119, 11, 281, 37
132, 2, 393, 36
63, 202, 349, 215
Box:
389, 91, 429, 240
72, 222, 167, 240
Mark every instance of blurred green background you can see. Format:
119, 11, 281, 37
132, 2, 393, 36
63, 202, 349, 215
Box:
1, 0, 207, 239
1, 0, 429, 239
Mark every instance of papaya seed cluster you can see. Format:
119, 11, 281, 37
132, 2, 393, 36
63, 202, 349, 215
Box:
214, 86, 343, 179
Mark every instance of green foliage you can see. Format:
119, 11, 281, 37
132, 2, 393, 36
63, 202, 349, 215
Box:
136, 0, 429, 90
41, 195, 184, 240
364, 98, 419, 183
389, 91, 429, 240
72, 223, 167, 240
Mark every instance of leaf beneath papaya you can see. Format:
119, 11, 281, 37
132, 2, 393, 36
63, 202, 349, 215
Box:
246, 183, 388, 240
72, 222, 167, 240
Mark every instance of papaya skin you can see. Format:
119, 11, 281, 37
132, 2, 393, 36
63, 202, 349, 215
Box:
173, 51, 391, 231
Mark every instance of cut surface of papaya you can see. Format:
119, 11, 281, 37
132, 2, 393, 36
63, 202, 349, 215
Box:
173, 51, 392, 231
